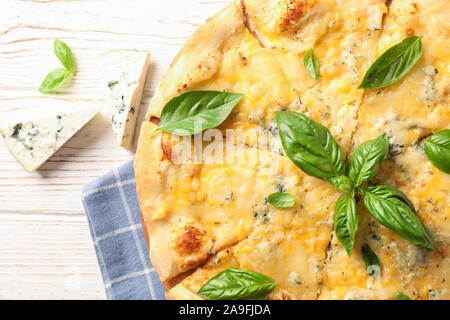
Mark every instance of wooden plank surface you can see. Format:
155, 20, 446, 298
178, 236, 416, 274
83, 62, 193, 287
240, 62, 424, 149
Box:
0, 0, 232, 299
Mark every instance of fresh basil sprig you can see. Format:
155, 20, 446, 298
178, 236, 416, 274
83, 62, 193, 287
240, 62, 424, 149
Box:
359, 36, 422, 89
362, 185, 436, 250
423, 129, 450, 174
39, 39, 76, 93
198, 268, 277, 300
329, 175, 353, 193
303, 48, 319, 80
276, 111, 436, 256
361, 244, 380, 279
334, 193, 358, 256
347, 133, 389, 187
275, 111, 345, 181
157, 91, 243, 136
395, 292, 411, 300
267, 192, 295, 208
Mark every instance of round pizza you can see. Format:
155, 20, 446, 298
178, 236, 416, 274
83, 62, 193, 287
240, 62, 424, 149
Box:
134, 0, 449, 300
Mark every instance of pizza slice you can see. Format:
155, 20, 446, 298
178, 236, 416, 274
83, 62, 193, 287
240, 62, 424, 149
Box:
352, 0, 450, 149
166, 174, 340, 300
135, 121, 338, 285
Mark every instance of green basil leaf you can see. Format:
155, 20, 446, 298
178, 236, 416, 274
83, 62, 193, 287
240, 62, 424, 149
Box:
303, 48, 319, 80
334, 193, 358, 256
158, 91, 244, 136
267, 192, 295, 208
423, 129, 450, 174
39, 68, 73, 93
198, 268, 277, 300
54, 39, 75, 74
361, 244, 380, 279
329, 175, 353, 193
363, 185, 416, 213
347, 133, 389, 187
276, 111, 345, 180
395, 292, 411, 300
359, 36, 422, 89
363, 185, 436, 250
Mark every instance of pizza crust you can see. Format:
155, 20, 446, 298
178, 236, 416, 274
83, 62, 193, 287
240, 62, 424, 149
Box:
241, 0, 335, 53
165, 284, 204, 300
134, 122, 179, 284
135, 122, 219, 285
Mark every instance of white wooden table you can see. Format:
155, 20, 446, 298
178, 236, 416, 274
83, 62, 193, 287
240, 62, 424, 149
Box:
0, 0, 231, 300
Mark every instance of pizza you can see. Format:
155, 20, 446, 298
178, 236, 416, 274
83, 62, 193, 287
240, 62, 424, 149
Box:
134, 0, 449, 300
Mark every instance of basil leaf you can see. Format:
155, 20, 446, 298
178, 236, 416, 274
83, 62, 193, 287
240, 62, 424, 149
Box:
198, 268, 277, 300
359, 36, 422, 89
276, 111, 345, 180
158, 91, 244, 136
329, 175, 353, 193
334, 193, 358, 256
54, 39, 75, 74
361, 244, 380, 279
363, 185, 436, 250
303, 48, 319, 80
39, 68, 73, 93
423, 129, 450, 174
347, 133, 389, 187
267, 192, 295, 208
395, 292, 411, 300
364, 185, 416, 213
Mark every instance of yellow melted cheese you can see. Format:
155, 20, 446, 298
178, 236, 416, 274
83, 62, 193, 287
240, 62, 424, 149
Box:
139, 0, 450, 300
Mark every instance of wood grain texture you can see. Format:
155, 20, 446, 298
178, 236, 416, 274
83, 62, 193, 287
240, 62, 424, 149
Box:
0, 0, 232, 299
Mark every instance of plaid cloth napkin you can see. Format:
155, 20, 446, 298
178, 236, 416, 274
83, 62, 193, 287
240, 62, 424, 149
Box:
82, 161, 165, 300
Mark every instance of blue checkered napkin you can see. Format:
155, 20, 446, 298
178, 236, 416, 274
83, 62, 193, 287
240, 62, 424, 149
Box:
82, 161, 165, 300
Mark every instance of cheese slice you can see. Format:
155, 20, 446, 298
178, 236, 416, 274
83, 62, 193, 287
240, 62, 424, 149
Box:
98, 50, 151, 149
0, 107, 100, 172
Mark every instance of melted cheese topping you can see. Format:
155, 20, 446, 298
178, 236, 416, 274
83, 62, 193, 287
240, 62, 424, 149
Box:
139, 0, 450, 300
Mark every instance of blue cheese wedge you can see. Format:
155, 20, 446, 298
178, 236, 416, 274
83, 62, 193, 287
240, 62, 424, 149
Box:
98, 50, 151, 149
0, 107, 100, 172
